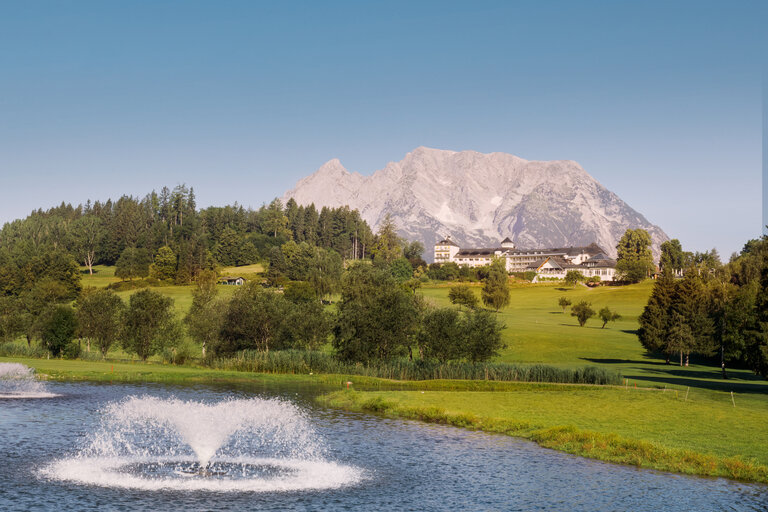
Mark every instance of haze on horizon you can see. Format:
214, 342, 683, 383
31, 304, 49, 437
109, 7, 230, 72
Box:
0, 1, 764, 258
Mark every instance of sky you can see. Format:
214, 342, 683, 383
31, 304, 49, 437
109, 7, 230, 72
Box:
0, 0, 765, 257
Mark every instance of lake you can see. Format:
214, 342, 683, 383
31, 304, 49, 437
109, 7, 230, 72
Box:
0, 379, 765, 511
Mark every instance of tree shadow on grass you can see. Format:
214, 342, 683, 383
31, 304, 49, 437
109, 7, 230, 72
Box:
621, 329, 638, 336
630, 374, 768, 394
559, 324, 603, 329
581, 357, 668, 367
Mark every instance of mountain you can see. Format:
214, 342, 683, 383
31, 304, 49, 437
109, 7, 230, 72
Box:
283, 147, 668, 260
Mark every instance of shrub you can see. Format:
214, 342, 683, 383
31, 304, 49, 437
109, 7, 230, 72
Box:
448, 284, 478, 309
62, 341, 81, 359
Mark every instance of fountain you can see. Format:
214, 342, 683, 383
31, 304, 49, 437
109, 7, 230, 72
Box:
41, 396, 364, 492
0, 363, 58, 398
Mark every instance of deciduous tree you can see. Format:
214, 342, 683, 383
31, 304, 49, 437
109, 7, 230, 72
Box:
115, 247, 150, 281
598, 306, 621, 328
449, 284, 478, 310
481, 259, 510, 311
122, 289, 176, 361
571, 301, 595, 327
564, 270, 586, 287
76, 288, 125, 357
149, 245, 177, 281
615, 228, 655, 283
40, 305, 78, 357
333, 265, 418, 362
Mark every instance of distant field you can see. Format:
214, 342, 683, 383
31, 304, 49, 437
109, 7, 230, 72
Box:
421, 280, 652, 366
419, 281, 767, 391
219, 263, 264, 279
79, 265, 243, 316
79, 265, 121, 288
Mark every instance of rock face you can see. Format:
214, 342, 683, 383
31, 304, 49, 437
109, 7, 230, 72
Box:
283, 147, 668, 260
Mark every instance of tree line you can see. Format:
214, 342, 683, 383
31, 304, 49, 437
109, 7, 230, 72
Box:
0, 208, 507, 366
0, 185, 375, 285
0, 262, 506, 365
638, 235, 768, 377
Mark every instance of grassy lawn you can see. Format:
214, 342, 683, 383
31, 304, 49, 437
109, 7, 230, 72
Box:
421, 280, 653, 367
325, 386, 768, 462
420, 281, 767, 393
79, 264, 121, 288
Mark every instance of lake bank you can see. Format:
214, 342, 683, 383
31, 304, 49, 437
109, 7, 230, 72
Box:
318, 388, 768, 484
6, 356, 768, 484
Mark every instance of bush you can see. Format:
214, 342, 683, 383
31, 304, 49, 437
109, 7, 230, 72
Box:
448, 284, 478, 309
162, 340, 196, 365
62, 341, 81, 359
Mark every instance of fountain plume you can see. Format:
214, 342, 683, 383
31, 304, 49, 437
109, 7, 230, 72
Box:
41, 395, 363, 492
0, 363, 58, 398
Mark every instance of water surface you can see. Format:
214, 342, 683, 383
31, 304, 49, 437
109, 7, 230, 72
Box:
0, 381, 765, 511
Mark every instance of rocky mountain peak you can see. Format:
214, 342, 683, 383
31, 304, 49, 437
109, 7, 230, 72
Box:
283, 147, 668, 261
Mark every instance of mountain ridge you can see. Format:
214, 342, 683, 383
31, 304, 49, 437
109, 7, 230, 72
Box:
283, 147, 668, 260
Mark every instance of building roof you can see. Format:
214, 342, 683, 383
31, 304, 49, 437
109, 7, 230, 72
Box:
501, 237, 514, 244
526, 256, 577, 271
435, 237, 459, 247
542, 243, 606, 257
455, 248, 504, 257
582, 253, 617, 268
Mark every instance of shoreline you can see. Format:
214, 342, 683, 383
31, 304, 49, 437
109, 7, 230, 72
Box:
4, 356, 767, 485
317, 390, 768, 485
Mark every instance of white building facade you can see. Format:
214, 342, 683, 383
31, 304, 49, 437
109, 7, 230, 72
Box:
434, 236, 618, 282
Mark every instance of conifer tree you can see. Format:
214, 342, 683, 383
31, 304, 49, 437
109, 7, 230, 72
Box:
638, 269, 676, 362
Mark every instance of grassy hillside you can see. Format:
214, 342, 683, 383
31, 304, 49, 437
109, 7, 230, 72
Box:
79, 265, 239, 316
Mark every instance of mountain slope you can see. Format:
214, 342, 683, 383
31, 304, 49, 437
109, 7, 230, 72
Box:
283, 147, 668, 260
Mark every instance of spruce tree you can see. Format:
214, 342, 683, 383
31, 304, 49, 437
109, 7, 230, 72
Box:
638, 269, 676, 362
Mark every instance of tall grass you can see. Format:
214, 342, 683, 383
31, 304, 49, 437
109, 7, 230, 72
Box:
0, 342, 47, 358
209, 350, 621, 385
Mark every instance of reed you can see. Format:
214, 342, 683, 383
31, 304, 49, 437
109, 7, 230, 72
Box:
208, 349, 621, 385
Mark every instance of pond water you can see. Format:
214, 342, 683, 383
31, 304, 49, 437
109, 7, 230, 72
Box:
0, 380, 766, 511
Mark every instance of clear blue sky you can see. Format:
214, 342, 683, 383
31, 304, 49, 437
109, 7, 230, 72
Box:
0, 1, 764, 257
